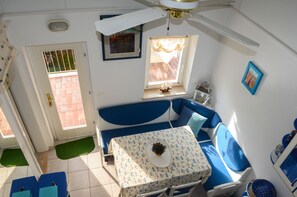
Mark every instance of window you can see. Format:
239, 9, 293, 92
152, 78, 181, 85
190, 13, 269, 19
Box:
0, 107, 14, 138
145, 36, 190, 89
42, 49, 76, 73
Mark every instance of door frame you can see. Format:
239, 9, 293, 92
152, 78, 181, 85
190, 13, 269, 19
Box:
26, 42, 96, 140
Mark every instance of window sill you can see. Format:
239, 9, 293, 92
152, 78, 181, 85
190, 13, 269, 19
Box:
143, 86, 187, 100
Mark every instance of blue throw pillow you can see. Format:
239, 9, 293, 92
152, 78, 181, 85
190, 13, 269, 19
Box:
175, 106, 195, 127
187, 112, 207, 137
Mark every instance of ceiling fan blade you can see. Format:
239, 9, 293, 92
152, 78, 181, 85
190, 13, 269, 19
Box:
199, 0, 235, 7
95, 7, 167, 36
190, 14, 259, 46
195, 5, 232, 13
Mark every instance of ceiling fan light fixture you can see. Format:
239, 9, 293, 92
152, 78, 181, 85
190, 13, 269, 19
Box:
170, 10, 185, 18
160, 0, 199, 10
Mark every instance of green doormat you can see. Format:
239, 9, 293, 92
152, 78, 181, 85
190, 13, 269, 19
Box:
0, 148, 29, 167
55, 136, 95, 160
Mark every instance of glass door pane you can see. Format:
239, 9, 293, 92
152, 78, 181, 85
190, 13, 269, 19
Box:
43, 49, 86, 130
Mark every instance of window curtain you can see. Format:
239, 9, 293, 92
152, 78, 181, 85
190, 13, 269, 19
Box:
150, 37, 185, 64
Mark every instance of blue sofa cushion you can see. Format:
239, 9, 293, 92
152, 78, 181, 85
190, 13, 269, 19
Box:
217, 124, 250, 172
99, 100, 170, 125
101, 122, 171, 154
200, 141, 233, 191
174, 105, 194, 127
171, 98, 221, 128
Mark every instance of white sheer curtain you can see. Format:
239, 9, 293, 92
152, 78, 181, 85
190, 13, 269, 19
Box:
150, 37, 185, 64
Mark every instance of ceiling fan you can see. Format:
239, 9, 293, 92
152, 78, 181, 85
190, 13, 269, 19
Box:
95, 0, 259, 46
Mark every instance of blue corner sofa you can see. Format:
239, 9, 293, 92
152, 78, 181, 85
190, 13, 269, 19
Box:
97, 98, 251, 197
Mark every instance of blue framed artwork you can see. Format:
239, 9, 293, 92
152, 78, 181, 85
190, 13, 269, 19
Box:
241, 61, 263, 95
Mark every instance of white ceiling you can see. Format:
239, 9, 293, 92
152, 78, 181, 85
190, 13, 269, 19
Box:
0, 0, 147, 15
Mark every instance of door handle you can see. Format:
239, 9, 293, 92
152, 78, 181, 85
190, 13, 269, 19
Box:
46, 93, 53, 107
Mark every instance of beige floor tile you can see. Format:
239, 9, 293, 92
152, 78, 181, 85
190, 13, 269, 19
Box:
47, 158, 68, 173
91, 184, 113, 197
87, 152, 102, 169
111, 183, 121, 197
0, 167, 7, 185
0, 184, 4, 197
69, 155, 89, 172
3, 182, 11, 197
106, 165, 118, 184
5, 167, 28, 183
47, 149, 58, 160
70, 188, 91, 197
68, 170, 90, 191
89, 168, 111, 187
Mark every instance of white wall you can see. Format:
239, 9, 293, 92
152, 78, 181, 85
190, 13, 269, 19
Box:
3, 9, 228, 151
239, 0, 297, 53
211, 5, 297, 197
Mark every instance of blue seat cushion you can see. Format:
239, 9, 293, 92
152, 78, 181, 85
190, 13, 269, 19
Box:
101, 122, 171, 154
217, 124, 250, 172
200, 141, 233, 191
10, 176, 38, 197
39, 172, 67, 197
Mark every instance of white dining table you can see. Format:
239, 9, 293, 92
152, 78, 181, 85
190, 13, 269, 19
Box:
109, 126, 211, 197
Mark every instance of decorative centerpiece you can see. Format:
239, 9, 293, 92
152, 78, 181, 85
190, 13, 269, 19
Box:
146, 140, 172, 168
160, 81, 172, 93
152, 142, 166, 156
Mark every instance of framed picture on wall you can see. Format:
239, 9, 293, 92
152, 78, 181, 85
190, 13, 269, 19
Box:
100, 15, 143, 61
241, 61, 264, 95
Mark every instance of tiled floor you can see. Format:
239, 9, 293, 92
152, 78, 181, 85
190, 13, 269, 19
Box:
46, 136, 120, 197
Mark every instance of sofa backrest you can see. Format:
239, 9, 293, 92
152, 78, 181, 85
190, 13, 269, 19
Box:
99, 100, 171, 126
215, 123, 250, 172
171, 98, 221, 128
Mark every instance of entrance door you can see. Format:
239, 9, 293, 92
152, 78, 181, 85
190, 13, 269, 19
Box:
27, 43, 95, 140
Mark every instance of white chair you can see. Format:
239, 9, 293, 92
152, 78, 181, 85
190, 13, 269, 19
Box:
168, 180, 201, 197
136, 187, 168, 197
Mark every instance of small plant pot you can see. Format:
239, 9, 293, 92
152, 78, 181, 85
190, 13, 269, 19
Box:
147, 140, 172, 168
152, 142, 166, 156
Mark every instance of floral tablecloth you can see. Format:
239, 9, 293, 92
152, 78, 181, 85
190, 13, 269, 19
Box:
109, 126, 211, 197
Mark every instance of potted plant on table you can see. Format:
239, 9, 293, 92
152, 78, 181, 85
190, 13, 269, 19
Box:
152, 142, 166, 156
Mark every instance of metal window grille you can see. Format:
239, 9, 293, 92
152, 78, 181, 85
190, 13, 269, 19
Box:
42, 49, 76, 73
